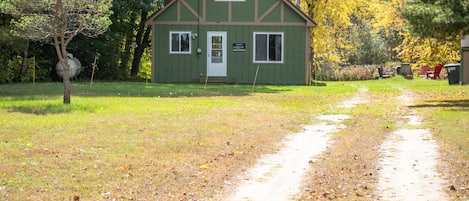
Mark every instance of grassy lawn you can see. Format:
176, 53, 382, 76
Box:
0, 81, 354, 200
0, 79, 468, 200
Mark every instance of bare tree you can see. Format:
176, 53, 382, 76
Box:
6, 0, 112, 104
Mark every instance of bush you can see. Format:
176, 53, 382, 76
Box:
313, 65, 382, 81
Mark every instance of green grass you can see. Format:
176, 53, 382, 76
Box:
0, 81, 354, 200
1, 79, 468, 200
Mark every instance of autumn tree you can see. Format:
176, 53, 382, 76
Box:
378, 0, 461, 67
5, 0, 112, 104
296, 0, 388, 69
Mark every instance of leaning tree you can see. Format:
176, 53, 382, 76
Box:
5, 0, 112, 104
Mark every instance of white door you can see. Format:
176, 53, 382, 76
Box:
207, 32, 227, 77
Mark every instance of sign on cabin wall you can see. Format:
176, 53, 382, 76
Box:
233, 43, 246, 52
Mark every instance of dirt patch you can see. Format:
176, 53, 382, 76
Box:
338, 88, 369, 109
376, 91, 448, 200
376, 117, 447, 200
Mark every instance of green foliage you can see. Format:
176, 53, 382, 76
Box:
137, 49, 152, 82
402, 1, 469, 39
347, 25, 391, 65
0, 57, 17, 84
66, 0, 160, 80
7, 0, 113, 42
0, 13, 20, 83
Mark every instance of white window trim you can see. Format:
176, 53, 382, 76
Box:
169, 31, 192, 54
253, 32, 284, 64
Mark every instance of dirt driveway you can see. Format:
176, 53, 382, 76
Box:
223, 88, 448, 201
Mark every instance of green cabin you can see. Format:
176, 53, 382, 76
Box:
146, 0, 315, 84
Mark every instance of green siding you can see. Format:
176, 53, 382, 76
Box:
284, 5, 306, 23
153, 25, 204, 83
261, 4, 281, 23
232, 1, 255, 22
155, 3, 178, 21
258, 0, 278, 18
153, 24, 307, 84
180, 4, 198, 22
184, 0, 199, 12
150, 0, 312, 84
206, 1, 228, 22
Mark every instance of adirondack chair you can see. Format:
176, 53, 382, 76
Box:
428, 64, 443, 79
420, 65, 431, 78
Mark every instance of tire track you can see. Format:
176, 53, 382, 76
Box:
376, 90, 447, 201
223, 88, 368, 201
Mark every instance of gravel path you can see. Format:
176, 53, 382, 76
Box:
223, 88, 367, 201
376, 91, 447, 200
223, 124, 333, 201
223, 88, 448, 201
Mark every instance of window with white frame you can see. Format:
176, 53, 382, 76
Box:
253, 32, 284, 63
170, 31, 191, 54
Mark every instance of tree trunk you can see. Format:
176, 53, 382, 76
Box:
130, 11, 151, 77
17, 40, 29, 82
63, 70, 71, 104
60, 53, 71, 104
130, 45, 144, 77
54, 0, 72, 104
130, 28, 150, 77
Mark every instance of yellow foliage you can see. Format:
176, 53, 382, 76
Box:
369, 0, 460, 66
302, 0, 374, 68
294, 0, 460, 72
396, 32, 460, 66
370, 0, 405, 34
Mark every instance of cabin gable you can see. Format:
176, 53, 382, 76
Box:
147, 0, 315, 26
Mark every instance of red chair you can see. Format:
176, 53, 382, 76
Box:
428, 64, 443, 79
420, 65, 431, 78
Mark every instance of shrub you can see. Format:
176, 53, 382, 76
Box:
313, 65, 382, 81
